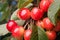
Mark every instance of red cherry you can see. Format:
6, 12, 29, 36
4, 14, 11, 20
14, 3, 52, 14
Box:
46, 31, 56, 40
24, 29, 32, 40
36, 20, 45, 28
12, 26, 24, 38
17, 8, 31, 20
6, 20, 17, 32
31, 7, 43, 20
43, 18, 54, 30
39, 0, 50, 12
54, 20, 60, 32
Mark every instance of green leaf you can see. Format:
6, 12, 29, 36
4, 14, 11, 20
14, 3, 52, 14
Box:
30, 24, 48, 40
18, 0, 33, 8
10, 9, 19, 20
0, 24, 9, 36
11, 37, 17, 40
15, 20, 25, 26
48, 0, 60, 25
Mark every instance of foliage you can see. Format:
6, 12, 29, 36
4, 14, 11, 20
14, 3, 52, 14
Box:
48, 0, 60, 25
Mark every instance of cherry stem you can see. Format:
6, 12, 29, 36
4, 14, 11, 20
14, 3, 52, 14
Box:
24, 21, 29, 29
23, 18, 34, 30
23, 18, 31, 29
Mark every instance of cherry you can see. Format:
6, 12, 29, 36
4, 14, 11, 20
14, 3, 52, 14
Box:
46, 31, 56, 40
24, 29, 32, 40
12, 26, 24, 38
36, 20, 45, 28
6, 20, 17, 32
31, 7, 43, 20
17, 8, 31, 20
39, 0, 50, 12
43, 18, 54, 30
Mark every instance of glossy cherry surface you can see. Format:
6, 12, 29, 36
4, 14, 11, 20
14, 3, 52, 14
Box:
6, 20, 17, 32
46, 31, 56, 40
17, 8, 31, 20
39, 0, 50, 12
24, 29, 32, 40
31, 7, 43, 20
12, 26, 24, 38
43, 18, 54, 30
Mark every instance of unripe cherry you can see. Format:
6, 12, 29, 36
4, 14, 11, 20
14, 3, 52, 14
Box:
36, 20, 45, 28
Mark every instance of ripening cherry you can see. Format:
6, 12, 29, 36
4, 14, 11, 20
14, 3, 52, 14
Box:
46, 31, 56, 40
12, 26, 24, 38
6, 20, 17, 32
39, 0, 50, 12
17, 8, 31, 20
24, 29, 32, 40
31, 7, 43, 20
43, 18, 54, 30
36, 20, 45, 28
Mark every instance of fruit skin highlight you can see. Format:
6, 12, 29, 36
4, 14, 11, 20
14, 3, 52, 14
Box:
24, 29, 32, 40
12, 26, 24, 38
17, 8, 31, 20
39, 0, 50, 12
46, 31, 56, 40
43, 18, 54, 30
31, 7, 43, 20
6, 20, 17, 32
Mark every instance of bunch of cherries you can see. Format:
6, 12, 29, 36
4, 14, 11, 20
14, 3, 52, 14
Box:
6, 0, 60, 40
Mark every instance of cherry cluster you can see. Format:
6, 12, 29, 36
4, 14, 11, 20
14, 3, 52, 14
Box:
6, 0, 60, 40
36, 18, 59, 40
6, 20, 32, 40
6, 20, 24, 38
